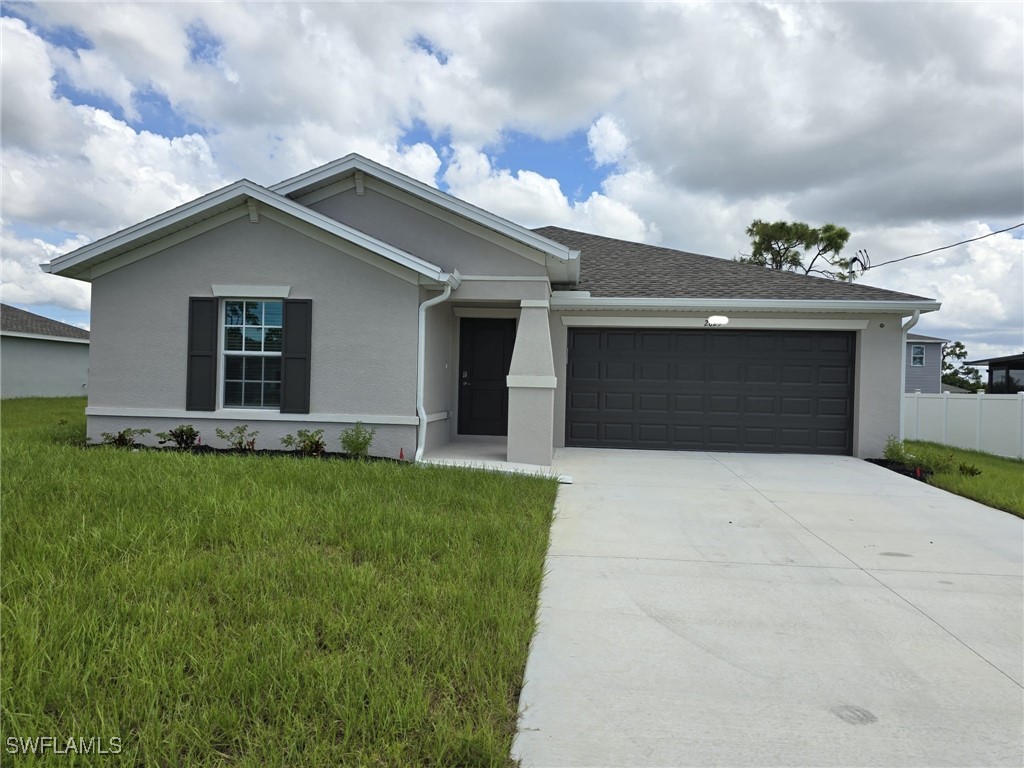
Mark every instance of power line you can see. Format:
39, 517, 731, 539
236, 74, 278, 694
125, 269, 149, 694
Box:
866, 222, 1024, 270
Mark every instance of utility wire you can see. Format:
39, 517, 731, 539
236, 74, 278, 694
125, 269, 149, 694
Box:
867, 222, 1024, 270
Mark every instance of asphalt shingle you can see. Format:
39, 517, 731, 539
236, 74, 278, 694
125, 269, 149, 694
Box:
534, 226, 933, 302
0, 305, 90, 340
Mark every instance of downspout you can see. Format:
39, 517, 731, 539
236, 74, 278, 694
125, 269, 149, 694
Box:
899, 310, 921, 440
415, 281, 453, 462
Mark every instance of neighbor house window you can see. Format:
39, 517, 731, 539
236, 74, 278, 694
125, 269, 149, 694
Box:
911, 345, 925, 367
223, 300, 283, 408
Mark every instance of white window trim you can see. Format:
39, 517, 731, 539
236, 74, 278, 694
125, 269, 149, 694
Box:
212, 284, 290, 298
911, 344, 926, 367
220, 299, 284, 410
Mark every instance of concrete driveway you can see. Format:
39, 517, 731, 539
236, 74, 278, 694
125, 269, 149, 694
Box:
513, 449, 1023, 767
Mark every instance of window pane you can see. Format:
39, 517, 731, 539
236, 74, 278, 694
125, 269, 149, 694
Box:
244, 382, 263, 407
225, 356, 243, 379
225, 327, 243, 351
245, 301, 263, 326
244, 328, 263, 351
1009, 369, 1024, 394
264, 327, 282, 352
263, 382, 281, 407
224, 381, 243, 406
243, 357, 263, 380
263, 358, 281, 381
263, 302, 282, 327
224, 301, 244, 325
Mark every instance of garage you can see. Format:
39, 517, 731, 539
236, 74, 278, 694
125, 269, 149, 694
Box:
565, 328, 855, 454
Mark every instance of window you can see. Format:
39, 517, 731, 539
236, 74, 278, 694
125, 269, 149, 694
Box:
911, 345, 925, 367
223, 300, 282, 408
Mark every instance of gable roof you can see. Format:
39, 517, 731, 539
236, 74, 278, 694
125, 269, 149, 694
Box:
41, 180, 460, 287
1, 304, 90, 341
271, 154, 579, 279
535, 226, 939, 311
907, 333, 948, 343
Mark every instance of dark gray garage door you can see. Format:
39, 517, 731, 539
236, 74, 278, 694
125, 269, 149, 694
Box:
566, 329, 855, 454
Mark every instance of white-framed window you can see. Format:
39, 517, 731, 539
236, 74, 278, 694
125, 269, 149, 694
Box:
222, 299, 283, 408
911, 344, 925, 367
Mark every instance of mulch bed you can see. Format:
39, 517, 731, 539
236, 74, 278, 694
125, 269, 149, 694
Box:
865, 458, 932, 481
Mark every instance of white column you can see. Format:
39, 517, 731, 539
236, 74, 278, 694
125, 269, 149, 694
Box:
506, 300, 556, 465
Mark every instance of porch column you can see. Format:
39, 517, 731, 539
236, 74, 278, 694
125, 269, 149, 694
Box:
506, 299, 557, 466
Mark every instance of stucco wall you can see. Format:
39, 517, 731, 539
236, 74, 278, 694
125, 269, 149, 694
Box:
1, 336, 90, 398
308, 186, 548, 277
550, 312, 907, 459
88, 214, 420, 435
905, 341, 942, 393
422, 294, 453, 451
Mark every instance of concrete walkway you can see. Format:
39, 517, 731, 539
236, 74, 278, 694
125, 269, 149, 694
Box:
513, 449, 1024, 767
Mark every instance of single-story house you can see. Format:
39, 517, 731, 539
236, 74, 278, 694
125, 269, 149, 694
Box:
41, 154, 940, 464
904, 333, 947, 393
1, 304, 90, 398
965, 352, 1024, 394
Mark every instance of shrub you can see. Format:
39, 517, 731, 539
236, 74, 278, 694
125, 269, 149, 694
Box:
340, 421, 376, 460
281, 428, 326, 457
215, 424, 259, 451
958, 462, 982, 477
883, 435, 908, 464
99, 427, 151, 448
155, 424, 200, 449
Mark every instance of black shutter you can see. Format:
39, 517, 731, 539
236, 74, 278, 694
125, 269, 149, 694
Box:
281, 299, 312, 414
186, 297, 218, 411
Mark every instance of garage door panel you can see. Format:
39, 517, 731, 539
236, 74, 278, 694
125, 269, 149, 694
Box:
566, 329, 854, 455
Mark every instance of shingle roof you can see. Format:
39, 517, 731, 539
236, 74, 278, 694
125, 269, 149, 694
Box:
1, 305, 90, 340
533, 226, 933, 302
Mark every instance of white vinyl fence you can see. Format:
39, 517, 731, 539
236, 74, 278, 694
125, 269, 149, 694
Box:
903, 392, 1024, 459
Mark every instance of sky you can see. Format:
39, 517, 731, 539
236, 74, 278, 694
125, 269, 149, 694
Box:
2, 1, 1022, 362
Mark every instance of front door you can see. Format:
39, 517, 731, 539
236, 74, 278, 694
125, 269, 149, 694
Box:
458, 317, 516, 436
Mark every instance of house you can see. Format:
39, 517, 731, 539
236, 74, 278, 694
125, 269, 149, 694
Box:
1, 304, 90, 398
40, 154, 940, 464
904, 333, 947, 393
964, 352, 1024, 394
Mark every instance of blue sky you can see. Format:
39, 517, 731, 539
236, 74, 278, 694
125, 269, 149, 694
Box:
2, 2, 1021, 356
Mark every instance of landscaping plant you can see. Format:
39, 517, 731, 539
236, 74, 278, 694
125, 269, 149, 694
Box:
155, 424, 200, 449
215, 424, 259, 451
281, 428, 327, 457
99, 427, 151, 447
340, 421, 377, 460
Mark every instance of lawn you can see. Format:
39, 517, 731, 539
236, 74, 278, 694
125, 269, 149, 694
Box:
1, 398, 559, 766
904, 440, 1024, 518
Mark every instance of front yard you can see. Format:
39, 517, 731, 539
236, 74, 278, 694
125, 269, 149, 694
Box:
904, 440, 1024, 518
1, 398, 558, 766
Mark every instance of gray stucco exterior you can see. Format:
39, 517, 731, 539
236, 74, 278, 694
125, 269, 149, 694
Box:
905, 338, 944, 393
44, 154, 939, 463
1, 335, 90, 398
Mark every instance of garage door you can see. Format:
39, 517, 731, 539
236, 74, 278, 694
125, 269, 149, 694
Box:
566, 329, 855, 454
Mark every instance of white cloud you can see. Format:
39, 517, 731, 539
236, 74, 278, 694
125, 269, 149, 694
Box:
587, 116, 630, 166
0, 225, 91, 311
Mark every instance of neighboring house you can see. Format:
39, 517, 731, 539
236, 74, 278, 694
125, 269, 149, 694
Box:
40, 154, 940, 464
965, 352, 1024, 394
904, 333, 947, 393
1, 304, 90, 398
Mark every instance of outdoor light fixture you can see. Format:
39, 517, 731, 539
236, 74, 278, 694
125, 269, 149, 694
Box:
705, 315, 729, 327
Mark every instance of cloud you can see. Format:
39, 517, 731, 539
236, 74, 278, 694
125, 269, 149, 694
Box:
0, 224, 91, 311
587, 116, 630, 167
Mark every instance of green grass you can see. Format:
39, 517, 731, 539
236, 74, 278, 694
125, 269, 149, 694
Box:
904, 440, 1024, 518
1, 398, 559, 766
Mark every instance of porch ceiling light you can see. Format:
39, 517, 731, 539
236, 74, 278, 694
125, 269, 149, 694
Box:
706, 315, 729, 327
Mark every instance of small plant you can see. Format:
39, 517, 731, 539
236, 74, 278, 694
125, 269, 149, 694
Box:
155, 424, 200, 449
281, 428, 326, 457
883, 435, 908, 464
340, 421, 377, 460
216, 424, 259, 451
100, 427, 151, 448
958, 462, 982, 477
50, 418, 85, 446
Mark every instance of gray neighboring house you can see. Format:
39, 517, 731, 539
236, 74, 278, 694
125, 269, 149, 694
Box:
41, 154, 940, 463
904, 333, 947, 393
1, 304, 90, 398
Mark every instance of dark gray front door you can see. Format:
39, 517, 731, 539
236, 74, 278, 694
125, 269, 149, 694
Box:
566, 329, 855, 454
458, 318, 516, 436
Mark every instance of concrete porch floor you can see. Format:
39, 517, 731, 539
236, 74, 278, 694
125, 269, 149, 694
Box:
421, 436, 570, 482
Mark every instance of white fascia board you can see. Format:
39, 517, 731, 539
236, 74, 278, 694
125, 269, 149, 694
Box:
549, 296, 942, 314
41, 180, 453, 287
0, 330, 89, 344
270, 154, 576, 265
